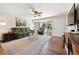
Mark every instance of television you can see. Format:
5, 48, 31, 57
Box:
67, 3, 76, 25
76, 4, 79, 31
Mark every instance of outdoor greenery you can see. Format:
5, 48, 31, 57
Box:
41, 21, 53, 35
42, 21, 52, 30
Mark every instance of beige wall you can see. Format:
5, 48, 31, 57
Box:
52, 15, 66, 36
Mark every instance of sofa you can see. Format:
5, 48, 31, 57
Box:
11, 27, 31, 39
1, 27, 32, 43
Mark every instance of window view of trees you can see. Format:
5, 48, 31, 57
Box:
41, 21, 53, 35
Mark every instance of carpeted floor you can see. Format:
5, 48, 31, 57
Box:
1, 35, 50, 55
0, 35, 66, 55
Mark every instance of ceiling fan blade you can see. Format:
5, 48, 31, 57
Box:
38, 14, 41, 17
38, 12, 42, 14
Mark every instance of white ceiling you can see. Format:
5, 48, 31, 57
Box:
0, 3, 73, 19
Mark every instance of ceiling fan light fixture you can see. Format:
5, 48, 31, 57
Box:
28, 4, 42, 17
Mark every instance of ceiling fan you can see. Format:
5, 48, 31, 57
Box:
27, 4, 43, 17
32, 10, 42, 17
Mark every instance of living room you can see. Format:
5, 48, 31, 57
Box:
0, 3, 76, 55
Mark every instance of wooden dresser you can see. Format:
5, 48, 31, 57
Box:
65, 32, 79, 55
